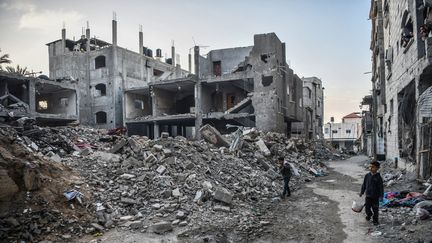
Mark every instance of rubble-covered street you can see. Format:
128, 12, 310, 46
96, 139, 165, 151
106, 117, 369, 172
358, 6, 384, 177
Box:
1, 124, 431, 242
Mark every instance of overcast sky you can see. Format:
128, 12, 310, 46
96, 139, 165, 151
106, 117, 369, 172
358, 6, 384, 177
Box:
0, 0, 372, 122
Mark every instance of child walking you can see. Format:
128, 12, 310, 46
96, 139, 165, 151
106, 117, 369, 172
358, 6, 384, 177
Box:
359, 160, 384, 225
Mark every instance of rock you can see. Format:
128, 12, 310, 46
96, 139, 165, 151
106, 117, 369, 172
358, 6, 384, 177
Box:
23, 165, 40, 191
255, 139, 271, 156
202, 181, 213, 190
152, 221, 173, 234
214, 187, 233, 204
213, 205, 230, 212
172, 188, 182, 197
94, 151, 121, 163
156, 165, 166, 174
162, 149, 172, 156
176, 211, 187, 220
185, 162, 195, 170
62, 234, 72, 239
260, 221, 270, 226
119, 173, 135, 179
5, 217, 20, 227
91, 223, 104, 231
179, 221, 188, 227
121, 197, 138, 205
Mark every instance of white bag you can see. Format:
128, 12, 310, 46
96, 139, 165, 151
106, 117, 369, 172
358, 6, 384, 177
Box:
288, 162, 300, 177
351, 200, 364, 213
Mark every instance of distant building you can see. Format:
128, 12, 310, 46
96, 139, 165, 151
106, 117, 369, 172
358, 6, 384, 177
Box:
291, 77, 324, 140
323, 112, 362, 151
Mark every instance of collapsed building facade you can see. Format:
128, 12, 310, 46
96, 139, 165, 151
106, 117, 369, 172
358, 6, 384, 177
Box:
291, 77, 324, 140
370, 0, 432, 179
0, 72, 78, 125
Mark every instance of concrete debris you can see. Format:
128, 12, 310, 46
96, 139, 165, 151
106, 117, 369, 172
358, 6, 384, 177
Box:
0, 124, 340, 241
152, 221, 173, 234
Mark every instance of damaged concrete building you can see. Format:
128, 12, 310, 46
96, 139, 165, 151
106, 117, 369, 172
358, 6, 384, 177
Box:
44, 17, 303, 138
291, 77, 324, 140
370, 0, 432, 179
125, 33, 303, 138
0, 72, 78, 125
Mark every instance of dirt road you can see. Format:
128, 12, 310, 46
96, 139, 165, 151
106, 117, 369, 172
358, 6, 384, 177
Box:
84, 155, 384, 243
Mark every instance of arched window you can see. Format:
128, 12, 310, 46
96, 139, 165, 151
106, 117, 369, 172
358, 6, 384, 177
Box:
95, 55, 106, 69
95, 111, 107, 124
95, 83, 106, 96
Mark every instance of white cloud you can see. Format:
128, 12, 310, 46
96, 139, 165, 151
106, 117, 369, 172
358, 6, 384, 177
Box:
1, 0, 84, 30
19, 8, 84, 30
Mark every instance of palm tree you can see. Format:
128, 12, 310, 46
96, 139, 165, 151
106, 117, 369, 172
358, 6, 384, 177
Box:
5, 65, 29, 76
0, 49, 12, 65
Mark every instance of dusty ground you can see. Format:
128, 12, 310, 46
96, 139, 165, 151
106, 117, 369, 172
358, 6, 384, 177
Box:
81, 155, 431, 243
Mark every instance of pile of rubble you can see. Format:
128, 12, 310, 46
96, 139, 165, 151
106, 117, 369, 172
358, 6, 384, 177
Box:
0, 127, 94, 242
0, 123, 343, 241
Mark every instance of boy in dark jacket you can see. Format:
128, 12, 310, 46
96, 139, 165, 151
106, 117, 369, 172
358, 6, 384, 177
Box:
278, 157, 292, 198
359, 160, 384, 225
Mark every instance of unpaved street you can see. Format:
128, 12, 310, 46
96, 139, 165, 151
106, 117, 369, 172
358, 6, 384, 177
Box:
85, 155, 384, 243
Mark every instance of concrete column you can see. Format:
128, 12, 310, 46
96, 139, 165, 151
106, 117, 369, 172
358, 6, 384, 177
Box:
139, 25, 143, 55
61, 27, 66, 54
188, 52, 192, 73
194, 46, 202, 140
86, 21, 90, 53
112, 13, 117, 46
28, 81, 36, 117
154, 122, 159, 139
171, 42, 175, 67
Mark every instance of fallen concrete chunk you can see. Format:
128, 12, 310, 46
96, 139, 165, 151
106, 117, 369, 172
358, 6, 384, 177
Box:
172, 188, 182, 197
120, 197, 138, 205
91, 223, 104, 231
213, 205, 230, 212
256, 139, 271, 156
214, 187, 233, 204
120, 215, 134, 221
119, 173, 135, 179
193, 190, 203, 202
152, 221, 173, 234
176, 211, 187, 220
109, 139, 128, 153
178, 221, 188, 227
80, 147, 92, 156
145, 153, 157, 164
156, 165, 166, 174
161, 132, 169, 139
153, 144, 163, 151
199, 124, 230, 147
128, 138, 141, 153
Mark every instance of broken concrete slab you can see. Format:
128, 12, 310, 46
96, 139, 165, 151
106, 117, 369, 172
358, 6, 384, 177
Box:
172, 188, 182, 197
151, 221, 173, 234
109, 139, 129, 153
256, 139, 271, 156
199, 124, 230, 148
156, 165, 167, 174
214, 187, 233, 204
213, 205, 231, 212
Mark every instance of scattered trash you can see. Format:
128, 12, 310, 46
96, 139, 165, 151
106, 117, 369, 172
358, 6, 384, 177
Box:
64, 190, 83, 204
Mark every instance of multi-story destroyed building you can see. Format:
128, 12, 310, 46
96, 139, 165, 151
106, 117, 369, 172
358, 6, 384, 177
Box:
46, 17, 303, 138
125, 33, 303, 138
370, 0, 432, 179
291, 77, 324, 139
0, 71, 78, 125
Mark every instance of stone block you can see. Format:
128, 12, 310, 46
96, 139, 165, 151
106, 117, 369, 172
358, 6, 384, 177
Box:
156, 165, 167, 174
213, 205, 231, 212
109, 139, 128, 153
